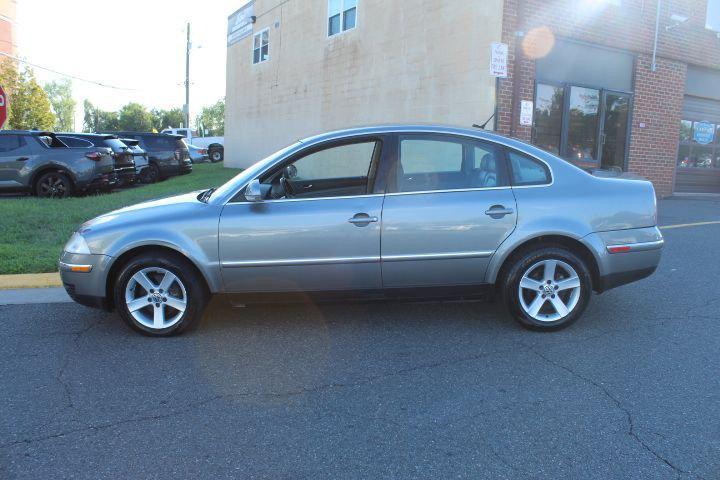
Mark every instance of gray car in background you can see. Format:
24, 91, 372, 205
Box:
60, 125, 663, 336
0, 131, 116, 198
185, 142, 209, 163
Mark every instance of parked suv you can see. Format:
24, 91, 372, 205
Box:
111, 132, 191, 183
0, 131, 116, 198
58, 133, 136, 185
119, 138, 150, 183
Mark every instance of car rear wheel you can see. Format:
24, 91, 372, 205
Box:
35, 172, 73, 198
140, 163, 160, 184
209, 148, 223, 162
501, 246, 592, 331
113, 253, 209, 336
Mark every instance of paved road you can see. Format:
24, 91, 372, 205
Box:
1, 198, 719, 479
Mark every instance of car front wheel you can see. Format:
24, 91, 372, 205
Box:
501, 246, 592, 331
113, 253, 209, 336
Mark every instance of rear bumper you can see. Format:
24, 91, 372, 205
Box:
114, 166, 137, 180
585, 226, 664, 293
78, 172, 118, 191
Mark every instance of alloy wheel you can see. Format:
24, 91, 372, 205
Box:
518, 259, 581, 322
124, 267, 187, 330
38, 175, 69, 198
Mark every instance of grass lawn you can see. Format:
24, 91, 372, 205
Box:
0, 163, 241, 275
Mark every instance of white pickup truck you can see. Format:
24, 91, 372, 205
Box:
161, 128, 224, 162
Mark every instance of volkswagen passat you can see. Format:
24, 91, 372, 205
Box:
60, 125, 663, 336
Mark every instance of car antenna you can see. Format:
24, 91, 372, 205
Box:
472, 112, 496, 130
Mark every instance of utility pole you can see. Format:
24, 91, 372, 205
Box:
185, 22, 191, 129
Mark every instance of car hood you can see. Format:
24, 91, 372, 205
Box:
81, 191, 205, 231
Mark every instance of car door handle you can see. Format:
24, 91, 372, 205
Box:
16, 157, 29, 161
348, 214, 378, 225
484, 205, 514, 218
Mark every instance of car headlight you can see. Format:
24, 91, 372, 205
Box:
64, 232, 91, 255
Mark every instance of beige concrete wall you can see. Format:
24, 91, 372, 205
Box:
225, 0, 504, 168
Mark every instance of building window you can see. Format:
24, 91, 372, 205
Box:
677, 120, 719, 169
252, 29, 269, 64
328, 0, 357, 37
707, 0, 720, 31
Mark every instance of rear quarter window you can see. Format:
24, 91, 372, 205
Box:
507, 150, 552, 186
58, 136, 93, 148
142, 136, 179, 150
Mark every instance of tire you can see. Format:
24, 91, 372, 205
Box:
140, 163, 160, 184
501, 246, 592, 331
209, 148, 223, 163
113, 252, 209, 337
35, 171, 73, 198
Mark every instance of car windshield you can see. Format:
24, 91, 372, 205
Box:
209, 141, 302, 202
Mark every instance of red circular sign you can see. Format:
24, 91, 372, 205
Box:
0, 86, 7, 129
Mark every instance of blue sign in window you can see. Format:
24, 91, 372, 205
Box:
693, 122, 715, 145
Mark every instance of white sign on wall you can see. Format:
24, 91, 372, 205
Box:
490, 42, 509, 78
520, 100, 534, 126
227, 2, 255, 46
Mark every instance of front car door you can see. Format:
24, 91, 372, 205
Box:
219, 136, 386, 293
0, 135, 34, 188
381, 134, 517, 288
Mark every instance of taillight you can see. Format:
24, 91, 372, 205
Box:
174, 149, 181, 160
199, 149, 207, 155
85, 152, 103, 161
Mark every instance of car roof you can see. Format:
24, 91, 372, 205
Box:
109, 131, 183, 139
0, 130, 56, 136
296, 124, 514, 145
57, 132, 119, 140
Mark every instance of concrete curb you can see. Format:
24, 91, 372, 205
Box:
0, 272, 63, 290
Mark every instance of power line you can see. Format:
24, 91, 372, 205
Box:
0, 51, 139, 90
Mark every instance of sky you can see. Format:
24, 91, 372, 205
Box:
16, 0, 246, 130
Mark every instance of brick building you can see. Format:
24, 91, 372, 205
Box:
225, 0, 720, 194
498, 0, 720, 195
0, 0, 17, 56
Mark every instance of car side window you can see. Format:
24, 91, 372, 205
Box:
393, 136, 508, 193
0, 135, 26, 153
292, 141, 376, 181
258, 140, 380, 200
507, 150, 551, 186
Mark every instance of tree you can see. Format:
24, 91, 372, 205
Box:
44, 79, 76, 131
196, 98, 224, 136
82, 99, 119, 132
0, 60, 55, 130
151, 107, 184, 132
118, 102, 153, 132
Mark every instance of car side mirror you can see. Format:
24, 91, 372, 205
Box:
244, 179, 263, 202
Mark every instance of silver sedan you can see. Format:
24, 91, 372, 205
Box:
60, 125, 663, 336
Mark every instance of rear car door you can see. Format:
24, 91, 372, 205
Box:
380, 134, 517, 287
219, 137, 385, 293
0, 135, 35, 188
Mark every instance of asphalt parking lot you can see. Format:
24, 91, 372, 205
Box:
1, 197, 719, 479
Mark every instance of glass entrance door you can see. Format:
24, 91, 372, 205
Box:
533, 83, 631, 171
564, 86, 600, 168
599, 91, 630, 171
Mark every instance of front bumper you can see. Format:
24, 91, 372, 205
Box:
59, 252, 113, 310
585, 226, 664, 293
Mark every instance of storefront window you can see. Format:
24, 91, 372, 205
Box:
677, 120, 720, 169
679, 120, 692, 142
533, 84, 564, 155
